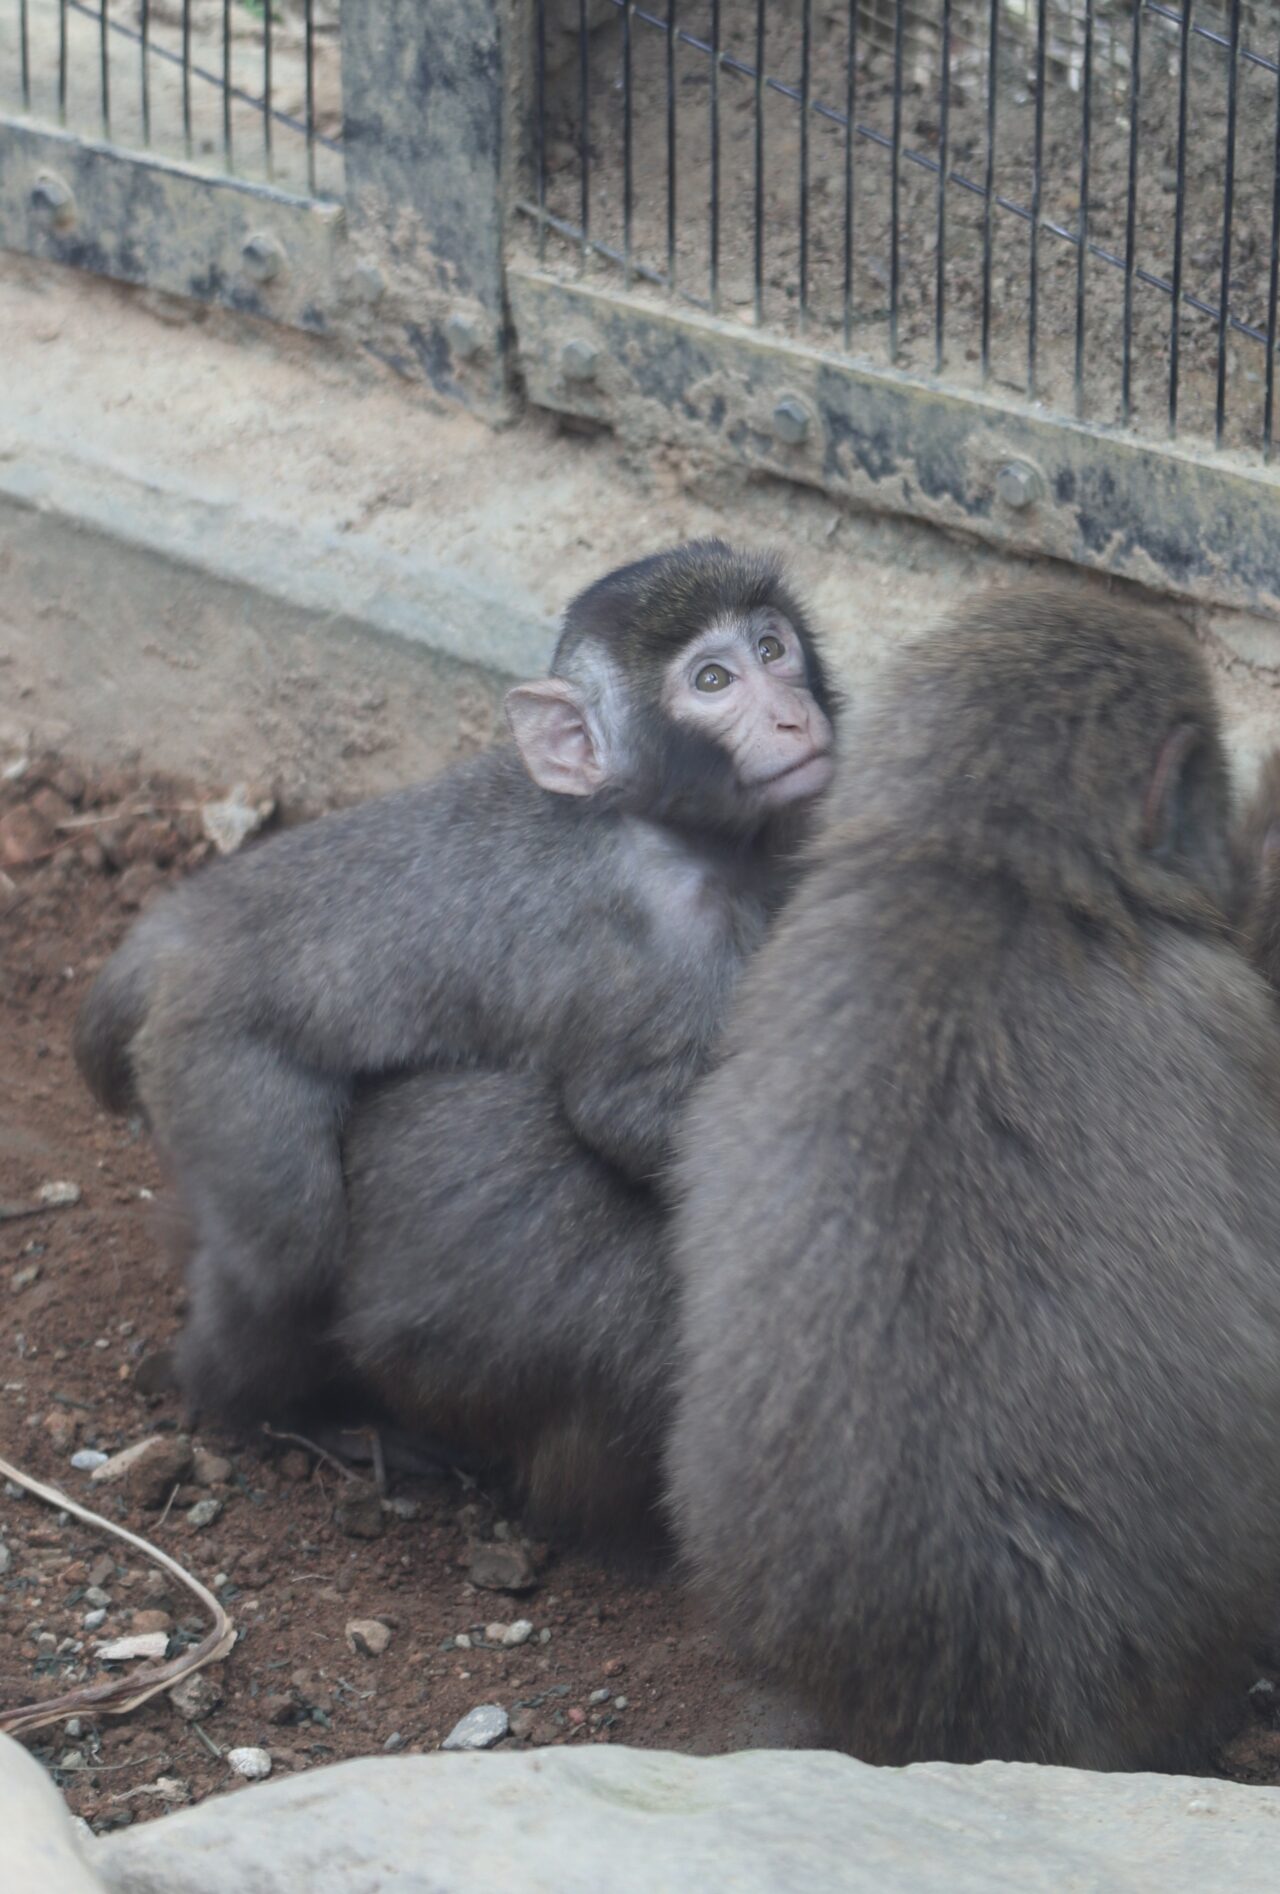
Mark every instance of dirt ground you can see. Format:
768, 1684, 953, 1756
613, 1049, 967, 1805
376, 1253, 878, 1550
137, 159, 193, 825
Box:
535, 0, 1280, 456
1, 751, 1280, 1835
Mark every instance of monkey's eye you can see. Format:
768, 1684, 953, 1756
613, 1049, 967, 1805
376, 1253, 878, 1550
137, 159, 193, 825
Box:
757, 632, 785, 663
695, 663, 732, 693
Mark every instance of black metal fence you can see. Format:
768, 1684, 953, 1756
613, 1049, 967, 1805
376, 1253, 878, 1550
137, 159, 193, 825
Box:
2, 0, 342, 198
523, 0, 1280, 461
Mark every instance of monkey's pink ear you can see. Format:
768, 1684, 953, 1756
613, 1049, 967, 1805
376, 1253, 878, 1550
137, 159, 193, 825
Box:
1141, 721, 1200, 856
506, 679, 607, 797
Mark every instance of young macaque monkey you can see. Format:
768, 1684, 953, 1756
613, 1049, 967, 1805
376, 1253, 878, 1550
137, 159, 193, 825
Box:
75, 542, 836, 1483
668, 586, 1280, 1769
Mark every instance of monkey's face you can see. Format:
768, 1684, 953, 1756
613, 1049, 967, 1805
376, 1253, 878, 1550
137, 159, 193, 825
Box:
660, 608, 834, 813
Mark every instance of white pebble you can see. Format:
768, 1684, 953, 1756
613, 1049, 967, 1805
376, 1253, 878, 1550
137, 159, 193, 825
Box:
83, 1586, 110, 1609
613, 1696, 629, 1710
441, 1705, 509, 1752
589, 1688, 610, 1705
538, 1628, 552, 1644
227, 1747, 272, 1781
38, 1181, 81, 1207
485, 1622, 508, 1645
503, 1620, 534, 1648
186, 1498, 222, 1529
71, 1450, 109, 1472
454, 1633, 472, 1650
98, 1633, 168, 1662
82, 1608, 107, 1632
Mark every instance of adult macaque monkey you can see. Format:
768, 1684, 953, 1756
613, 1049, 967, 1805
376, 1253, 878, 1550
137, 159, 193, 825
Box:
668, 587, 1280, 1769
76, 541, 836, 1428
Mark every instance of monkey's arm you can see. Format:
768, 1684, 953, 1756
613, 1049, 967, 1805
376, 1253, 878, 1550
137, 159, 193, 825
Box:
558, 1044, 706, 1185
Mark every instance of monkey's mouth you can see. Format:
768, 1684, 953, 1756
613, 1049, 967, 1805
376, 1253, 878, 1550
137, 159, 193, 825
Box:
753, 749, 835, 804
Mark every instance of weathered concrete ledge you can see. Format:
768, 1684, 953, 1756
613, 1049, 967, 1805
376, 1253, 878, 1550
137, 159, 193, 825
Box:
4, 1731, 1278, 1894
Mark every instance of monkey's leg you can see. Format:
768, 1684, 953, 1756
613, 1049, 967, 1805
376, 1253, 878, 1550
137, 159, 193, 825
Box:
144, 1029, 350, 1423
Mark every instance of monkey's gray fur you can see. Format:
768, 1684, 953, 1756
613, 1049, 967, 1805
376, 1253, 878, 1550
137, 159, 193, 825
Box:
667, 586, 1280, 1769
75, 541, 835, 1440
335, 1069, 670, 1541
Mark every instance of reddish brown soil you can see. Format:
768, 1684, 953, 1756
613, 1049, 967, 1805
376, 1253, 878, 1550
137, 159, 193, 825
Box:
1, 754, 1277, 1835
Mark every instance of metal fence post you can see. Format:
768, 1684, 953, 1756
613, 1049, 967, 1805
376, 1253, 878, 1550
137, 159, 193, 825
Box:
341, 0, 528, 419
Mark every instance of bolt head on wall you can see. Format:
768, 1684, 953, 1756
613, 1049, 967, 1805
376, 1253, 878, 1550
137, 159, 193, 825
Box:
561, 338, 601, 383
995, 460, 1044, 509
30, 171, 76, 231
772, 396, 811, 446
241, 232, 286, 284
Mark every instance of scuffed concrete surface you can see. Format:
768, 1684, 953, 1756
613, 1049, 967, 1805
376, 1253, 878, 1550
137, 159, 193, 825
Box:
1, 251, 1277, 808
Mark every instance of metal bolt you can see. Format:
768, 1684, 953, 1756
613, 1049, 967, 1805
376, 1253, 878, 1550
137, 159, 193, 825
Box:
30, 172, 75, 230
241, 231, 286, 284
995, 459, 1044, 509
445, 313, 483, 362
561, 338, 601, 383
772, 396, 811, 446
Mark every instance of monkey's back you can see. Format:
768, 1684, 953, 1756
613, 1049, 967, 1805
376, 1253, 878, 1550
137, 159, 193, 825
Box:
669, 850, 1280, 1769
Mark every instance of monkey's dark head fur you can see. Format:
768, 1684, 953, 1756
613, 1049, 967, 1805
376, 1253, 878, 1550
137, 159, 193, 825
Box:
553, 539, 837, 841
840, 584, 1234, 937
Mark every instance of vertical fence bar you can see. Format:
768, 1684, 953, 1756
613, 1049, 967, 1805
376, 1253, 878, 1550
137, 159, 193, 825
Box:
800, 0, 812, 328
1074, 0, 1094, 419
19, 0, 29, 108
980, 0, 998, 384
264, 0, 274, 179
1121, 0, 1142, 424
623, 0, 634, 286
1028, 0, 1046, 396
140, 0, 150, 144
936, 0, 952, 372
579, 0, 590, 269
843, 0, 856, 349
304, 0, 316, 195
222, 0, 232, 167
668, 0, 678, 291
889, 0, 904, 362
1215, 0, 1241, 448
754, 0, 765, 323
709, 0, 720, 312
58, 0, 68, 123
535, 0, 546, 259
1266, 27, 1280, 460
1169, 0, 1193, 437
182, 0, 192, 158
100, 0, 110, 138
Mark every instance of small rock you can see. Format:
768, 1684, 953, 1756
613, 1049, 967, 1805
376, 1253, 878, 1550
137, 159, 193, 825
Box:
568, 1706, 586, 1727
466, 1541, 537, 1594
202, 785, 274, 856
0, 1543, 10, 1577
261, 1692, 297, 1725
187, 1498, 222, 1529
43, 1408, 79, 1453
485, 1623, 509, 1645
454, 1633, 472, 1651
192, 1449, 231, 1487
130, 1609, 173, 1635
98, 1632, 168, 1662
382, 1732, 406, 1753
503, 1620, 534, 1648
59, 1748, 85, 1770
64, 1717, 83, 1737
83, 1608, 107, 1632
91, 1434, 193, 1508
87, 1555, 115, 1588
346, 1618, 392, 1658
589, 1688, 610, 1705
116, 861, 162, 910
36, 1631, 58, 1653
613, 1696, 629, 1711
334, 1483, 385, 1540
168, 1672, 223, 1721
71, 1449, 109, 1472
508, 1708, 538, 1741
11, 1264, 41, 1291
37, 1180, 81, 1208
441, 1705, 509, 1752
538, 1629, 552, 1644
83, 1586, 111, 1610
227, 1746, 272, 1781
0, 804, 54, 867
